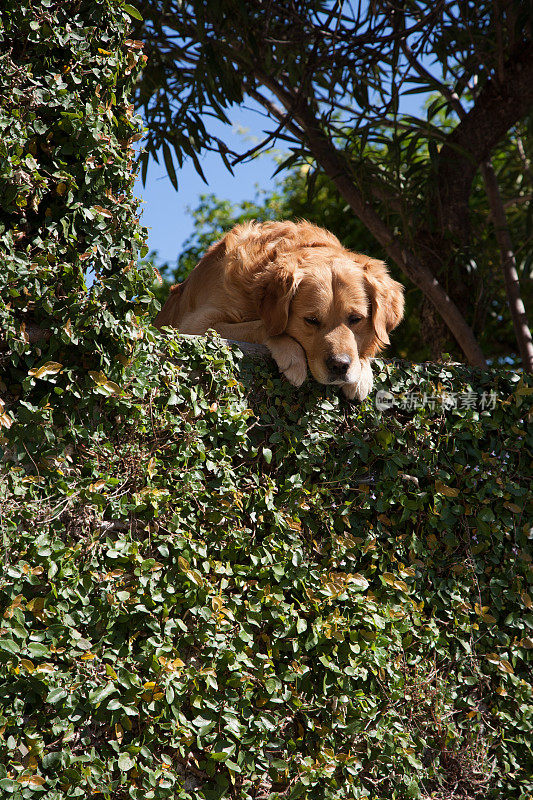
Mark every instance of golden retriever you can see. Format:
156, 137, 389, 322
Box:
154, 221, 404, 400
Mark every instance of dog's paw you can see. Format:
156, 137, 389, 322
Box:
267, 336, 308, 387
342, 360, 374, 401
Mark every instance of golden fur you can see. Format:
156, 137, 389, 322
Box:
154, 221, 404, 400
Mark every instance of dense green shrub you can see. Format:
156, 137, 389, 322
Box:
0, 0, 156, 437
1, 2, 532, 799
1, 327, 532, 799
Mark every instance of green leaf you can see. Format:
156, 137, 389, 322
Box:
162, 142, 178, 190
47, 688, 68, 704
122, 3, 142, 20
117, 753, 135, 771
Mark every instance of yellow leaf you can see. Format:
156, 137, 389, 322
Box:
80, 652, 96, 660
435, 479, 459, 498
382, 573, 409, 592
18, 775, 45, 785
56, 182, 67, 195
0, 412, 13, 429
27, 597, 45, 613
486, 654, 514, 674
388, 609, 406, 620
3, 593, 24, 618
115, 723, 123, 743
393, 578, 409, 593
103, 380, 121, 394
89, 370, 107, 385
29, 361, 63, 379
177, 556, 190, 572
93, 205, 113, 218
504, 502, 522, 513
521, 593, 532, 609
212, 596, 223, 612
20, 659, 35, 673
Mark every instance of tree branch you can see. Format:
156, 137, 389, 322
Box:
254, 76, 487, 368
437, 39, 533, 241
480, 160, 533, 372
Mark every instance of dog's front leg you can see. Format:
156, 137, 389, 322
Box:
266, 334, 308, 387
342, 357, 374, 401
186, 319, 308, 387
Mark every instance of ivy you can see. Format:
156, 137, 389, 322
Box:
1, 329, 532, 799
0, 2, 532, 799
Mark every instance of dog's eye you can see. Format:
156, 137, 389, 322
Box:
304, 317, 320, 326
349, 315, 362, 326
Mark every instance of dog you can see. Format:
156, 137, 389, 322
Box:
154, 221, 404, 400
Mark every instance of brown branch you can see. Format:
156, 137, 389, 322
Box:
480, 160, 533, 372
252, 76, 487, 368
437, 39, 533, 242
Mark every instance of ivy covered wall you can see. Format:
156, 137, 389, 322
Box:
0, 2, 532, 799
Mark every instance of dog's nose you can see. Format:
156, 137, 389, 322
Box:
326, 353, 351, 377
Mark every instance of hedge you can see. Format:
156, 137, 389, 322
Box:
1, 2, 532, 799
1, 326, 532, 799
0, 0, 155, 391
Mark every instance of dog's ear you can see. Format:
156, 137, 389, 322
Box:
363, 259, 404, 346
256, 262, 299, 336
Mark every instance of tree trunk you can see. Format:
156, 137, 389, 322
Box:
259, 82, 487, 367
481, 159, 533, 372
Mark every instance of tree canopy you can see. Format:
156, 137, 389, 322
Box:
133, 0, 533, 368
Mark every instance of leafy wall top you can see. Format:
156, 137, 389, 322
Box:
0, 0, 157, 386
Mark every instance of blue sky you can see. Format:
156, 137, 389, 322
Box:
134, 94, 428, 271
134, 105, 282, 270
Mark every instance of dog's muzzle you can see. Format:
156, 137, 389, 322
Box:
326, 353, 352, 381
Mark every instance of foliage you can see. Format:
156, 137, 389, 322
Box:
2, 329, 532, 799
170, 140, 526, 366
168, 113, 532, 366
0, 0, 158, 398
133, 0, 533, 365
1, 2, 532, 799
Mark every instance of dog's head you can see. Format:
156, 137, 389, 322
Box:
257, 245, 404, 387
